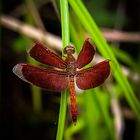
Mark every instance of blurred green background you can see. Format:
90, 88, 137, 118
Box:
1, 0, 140, 140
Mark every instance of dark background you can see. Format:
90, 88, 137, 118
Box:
1, 0, 140, 140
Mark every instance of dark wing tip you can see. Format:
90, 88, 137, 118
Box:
13, 64, 29, 83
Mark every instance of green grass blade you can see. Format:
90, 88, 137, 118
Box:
56, 0, 70, 140
69, 0, 140, 119
69, 19, 83, 53
83, 91, 100, 140
60, 0, 70, 48
93, 88, 116, 140
65, 117, 84, 140
111, 47, 139, 71
70, 19, 116, 139
56, 90, 68, 140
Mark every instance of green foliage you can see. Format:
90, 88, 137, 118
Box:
56, 0, 69, 140
12, 36, 30, 52
11, 0, 140, 140
69, 0, 140, 119
58, 0, 140, 140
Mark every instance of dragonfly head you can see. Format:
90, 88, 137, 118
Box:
64, 45, 75, 54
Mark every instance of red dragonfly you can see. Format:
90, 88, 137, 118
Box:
13, 38, 110, 125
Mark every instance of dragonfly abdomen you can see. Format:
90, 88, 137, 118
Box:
69, 76, 77, 125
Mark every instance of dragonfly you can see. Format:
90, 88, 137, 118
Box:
13, 38, 110, 125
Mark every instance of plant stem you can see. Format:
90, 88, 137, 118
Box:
56, 0, 70, 140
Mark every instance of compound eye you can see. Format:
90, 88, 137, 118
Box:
64, 46, 75, 54
71, 47, 75, 54
63, 47, 67, 54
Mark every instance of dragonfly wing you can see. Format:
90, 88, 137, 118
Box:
13, 64, 68, 91
29, 42, 66, 69
76, 38, 95, 69
76, 60, 110, 89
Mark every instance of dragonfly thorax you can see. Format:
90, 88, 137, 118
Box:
66, 60, 76, 76
65, 48, 76, 76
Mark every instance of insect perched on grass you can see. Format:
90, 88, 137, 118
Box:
13, 38, 110, 125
